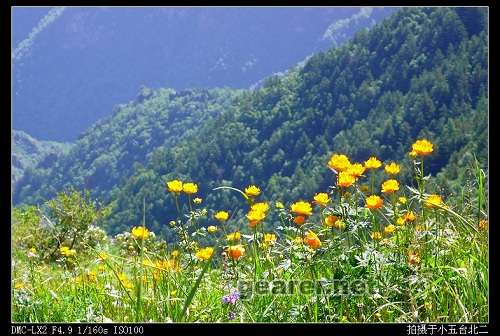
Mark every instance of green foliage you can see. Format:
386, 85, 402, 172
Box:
13, 8, 488, 240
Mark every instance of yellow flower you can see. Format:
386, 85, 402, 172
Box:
118, 272, 134, 290
293, 215, 306, 226
328, 154, 351, 172
398, 196, 407, 205
365, 195, 383, 209
182, 182, 198, 194
226, 231, 241, 242
293, 236, 303, 245
404, 211, 416, 222
412, 139, 434, 156
60, 246, 77, 257
337, 171, 356, 187
263, 233, 277, 247
313, 192, 330, 207
275, 201, 285, 209
171, 250, 180, 258
86, 270, 97, 282
381, 179, 399, 193
347, 163, 366, 177
384, 224, 396, 235
324, 215, 339, 227
131, 226, 150, 240
396, 217, 406, 226
251, 202, 270, 213
195, 247, 214, 261
409, 150, 418, 158
246, 210, 266, 228
370, 231, 382, 241
14, 282, 25, 290
334, 219, 346, 230
290, 201, 313, 216
408, 252, 421, 265
303, 231, 322, 249
214, 211, 230, 222
364, 156, 382, 169
479, 219, 488, 231
384, 162, 401, 175
227, 245, 245, 260
244, 185, 261, 198
424, 194, 443, 208
207, 225, 218, 233
98, 252, 108, 261
166, 179, 183, 193
415, 225, 425, 232
193, 197, 203, 204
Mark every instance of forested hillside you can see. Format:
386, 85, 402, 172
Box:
14, 7, 488, 239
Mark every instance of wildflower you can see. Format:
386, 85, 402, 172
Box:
328, 154, 351, 172
98, 252, 108, 261
365, 195, 383, 209
275, 201, 284, 209
337, 171, 356, 187
207, 225, 218, 233
215, 211, 230, 222
384, 162, 401, 175
226, 231, 241, 242
117, 273, 134, 290
324, 215, 339, 227
404, 211, 416, 222
334, 219, 346, 230
14, 282, 25, 290
86, 270, 97, 282
131, 226, 150, 240
371, 231, 382, 241
398, 196, 407, 205
166, 180, 183, 193
412, 139, 434, 156
244, 185, 261, 198
246, 210, 266, 228
263, 233, 277, 247
408, 252, 421, 265
228, 311, 236, 320
409, 150, 418, 158
193, 197, 203, 204
60, 246, 76, 257
381, 179, 399, 193
424, 194, 443, 208
227, 245, 245, 260
479, 219, 488, 231
195, 247, 214, 261
347, 163, 366, 177
396, 217, 406, 226
27, 247, 37, 258
313, 192, 330, 207
222, 290, 240, 305
293, 237, 303, 245
364, 156, 382, 169
290, 201, 313, 216
293, 215, 306, 226
171, 250, 180, 258
182, 182, 198, 194
384, 224, 396, 235
169, 220, 177, 227
251, 202, 270, 213
304, 231, 321, 249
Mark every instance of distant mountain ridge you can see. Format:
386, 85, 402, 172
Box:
12, 7, 396, 141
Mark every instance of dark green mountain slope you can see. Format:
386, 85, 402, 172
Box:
14, 7, 487, 239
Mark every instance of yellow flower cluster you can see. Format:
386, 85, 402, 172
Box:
313, 192, 330, 207
166, 179, 199, 195
195, 247, 214, 261
365, 195, 383, 209
60, 246, 76, 257
131, 226, 150, 240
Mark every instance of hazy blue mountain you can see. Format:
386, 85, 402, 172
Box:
12, 130, 71, 190
12, 7, 396, 141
